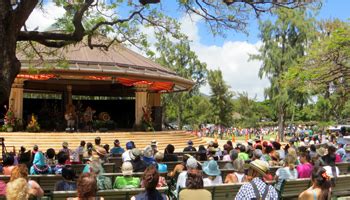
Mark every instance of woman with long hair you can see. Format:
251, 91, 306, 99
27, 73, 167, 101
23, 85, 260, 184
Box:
298, 167, 332, 200
131, 165, 168, 200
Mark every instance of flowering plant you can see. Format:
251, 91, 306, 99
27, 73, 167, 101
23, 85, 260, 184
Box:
3, 106, 16, 128
26, 114, 40, 132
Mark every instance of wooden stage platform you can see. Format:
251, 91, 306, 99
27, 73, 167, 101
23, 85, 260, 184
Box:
0, 131, 205, 153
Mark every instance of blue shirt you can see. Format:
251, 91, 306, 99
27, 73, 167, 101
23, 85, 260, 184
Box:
110, 147, 125, 155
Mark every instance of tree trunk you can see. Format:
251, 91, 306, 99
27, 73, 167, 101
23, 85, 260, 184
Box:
0, 3, 21, 104
278, 107, 285, 142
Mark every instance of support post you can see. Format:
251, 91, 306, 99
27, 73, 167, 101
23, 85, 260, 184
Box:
9, 79, 24, 121
134, 83, 149, 128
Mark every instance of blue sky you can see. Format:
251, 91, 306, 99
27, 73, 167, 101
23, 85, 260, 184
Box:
26, 0, 349, 100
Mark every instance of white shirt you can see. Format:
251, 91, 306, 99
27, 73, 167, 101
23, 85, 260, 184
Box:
323, 166, 339, 177
203, 176, 223, 186
176, 171, 188, 192
122, 150, 131, 162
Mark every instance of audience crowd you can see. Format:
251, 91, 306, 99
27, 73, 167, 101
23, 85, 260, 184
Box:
0, 132, 348, 200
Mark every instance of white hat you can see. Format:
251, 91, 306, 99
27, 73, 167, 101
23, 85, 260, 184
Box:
121, 162, 133, 176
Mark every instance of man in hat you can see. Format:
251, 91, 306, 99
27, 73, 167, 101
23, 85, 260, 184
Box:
110, 139, 125, 156
122, 141, 134, 162
235, 160, 278, 199
129, 148, 147, 172
59, 141, 73, 156
183, 140, 196, 152
150, 140, 158, 155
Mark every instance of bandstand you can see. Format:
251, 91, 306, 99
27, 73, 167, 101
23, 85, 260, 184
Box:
7, 42, 193, 131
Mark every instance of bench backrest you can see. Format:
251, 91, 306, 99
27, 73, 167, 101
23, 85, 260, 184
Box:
336, 162, 350, 175
52, 187, 168, 200
204, 183, 243, 200
71, 163, 115, 174
279, 178, 311, 199
331, 174, 350, 197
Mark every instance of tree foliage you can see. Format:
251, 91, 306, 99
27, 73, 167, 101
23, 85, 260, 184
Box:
208, 69, 234, 126
250, 7, 316, 140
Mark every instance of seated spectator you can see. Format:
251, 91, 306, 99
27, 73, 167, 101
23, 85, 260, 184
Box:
30, 152, 52, 175
86, 155, 112, 190
110, 139, 124, 156
207, 147, 219, 161
143, 146, 156, 167
45, 148, 56, 166
183, 140, 196, 152
223, 149, 239, 169
55, 166, 77, 191
235, 160, 278, 199
336, 142, 346, 161
18, 146, 31, 168
168, 154, 189, 178
274, 154, 298, 191
222, 144, 233, 161
130, 148, 147, 173
176, 157, 198, 191
53, 151, 69, 174
122, 141, 134, 162
155, 152, 167, 173
151, 140, 159, 155
68, 173, 104, 200
197, 145, 207, 161
272, 141, 285, 160
131, 165, 168, 200
212, 142, 222, 159
297, 152, 313, 178
163, 144, 178, 162
202, 160, 222, 186
225, 158, 247, 183
178, 169, 211, 200
83, 142, 93, 159
95, 147, 108, 163
94, 137, 102, 149
2, 153, 15, 175
6, 178, 28, 200
113, 162, 140, 189
75, 140, 86, 161
252, 149, 262, 161
298, 167, 331, 200
59, 141, 73, 156
261, 145, 273, 162
323, 145, 341, 164
11, 164, 44, 197
238, 145, 249, 161
103, 144, 109, 154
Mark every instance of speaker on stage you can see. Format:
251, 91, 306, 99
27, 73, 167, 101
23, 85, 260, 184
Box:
151, 106, 162, 131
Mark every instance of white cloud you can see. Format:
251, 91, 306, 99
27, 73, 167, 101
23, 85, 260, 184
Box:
26, 2, 65, 31
178, 15, 269, 101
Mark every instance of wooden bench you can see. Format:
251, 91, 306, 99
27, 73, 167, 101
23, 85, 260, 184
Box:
52, 187, 169, 200
71, 163, 116, 174
336, 162, 350, 175
203, 183, 244, 200
279, 178, 311, 199
331, 174, 350, 198
108, 157, 123, 173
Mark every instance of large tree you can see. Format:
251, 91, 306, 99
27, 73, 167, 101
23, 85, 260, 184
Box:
0, 0, 311, 104
153, 33, 208, 128
208, 69, 233, 127
250, 7, 316, 141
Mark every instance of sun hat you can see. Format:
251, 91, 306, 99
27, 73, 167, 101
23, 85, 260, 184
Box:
247, 139, 253, 145
121, 162, 133, 176
62, 142, 68, 148
129, 148, 141, 160
249, 159, 269, 176
186, 157, 198, 169
155, 152, 164, 161
187, 140, 193, 145
143, 146, 153, 158
96, 147, 107, 157
202, 160, 221, 176
317, 147, 326, 157
151, 140, 158, 146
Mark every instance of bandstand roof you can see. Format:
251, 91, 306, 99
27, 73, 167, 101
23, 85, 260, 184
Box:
18, 41, 194, 92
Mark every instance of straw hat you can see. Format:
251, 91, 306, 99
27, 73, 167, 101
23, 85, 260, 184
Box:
96, 147, 107, 157
249, 159, 269, 176
129, 148, 141, 160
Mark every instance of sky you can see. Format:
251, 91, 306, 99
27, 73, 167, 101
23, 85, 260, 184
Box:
25, 0, 349, 101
